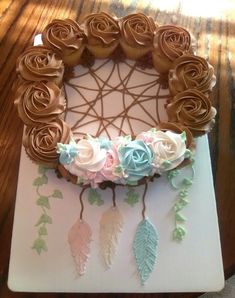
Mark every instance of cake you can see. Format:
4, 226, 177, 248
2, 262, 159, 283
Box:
13, 12, 217, 283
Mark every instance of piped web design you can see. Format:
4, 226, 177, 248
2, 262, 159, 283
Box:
63, 58, 170, 139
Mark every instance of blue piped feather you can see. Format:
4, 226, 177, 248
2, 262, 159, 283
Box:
133, 219, 158, 285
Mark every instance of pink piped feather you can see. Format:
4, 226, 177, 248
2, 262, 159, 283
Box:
68, 219, 92, 276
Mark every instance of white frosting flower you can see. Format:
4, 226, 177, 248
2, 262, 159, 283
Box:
148, 130, 186, 173
73, 138, 106, 172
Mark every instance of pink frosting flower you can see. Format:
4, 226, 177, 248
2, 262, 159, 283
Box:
136, 130, 155, 144
101, 145, 121, 181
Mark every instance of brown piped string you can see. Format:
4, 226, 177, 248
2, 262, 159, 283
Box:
111, 186, 116, 208
142, 182, 148, 220
64, 58, 171, 139
79, 186, 89, 220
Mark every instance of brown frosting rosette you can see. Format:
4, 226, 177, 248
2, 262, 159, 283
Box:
169, 54, 216, 96
42, 19, 86, 66
83, 12, 119, 46
14, 81, 65, 126
119, 13, 157, 60
82, 12, 119, 58
166, 89, 217, 137
16, 46, 64, 85
23, 118, 71, 168
152, 25, 192, 73
119, 13, 156, 47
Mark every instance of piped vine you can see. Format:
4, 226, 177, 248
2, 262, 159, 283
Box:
32, 165, 63, 254
167, 157, 195, 241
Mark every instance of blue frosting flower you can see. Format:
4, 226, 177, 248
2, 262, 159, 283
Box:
98, 136, 112, 149
118, 140, 154, 183
57, 142, 78, 165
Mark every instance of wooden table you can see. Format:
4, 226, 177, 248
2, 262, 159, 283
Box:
0, 0, 234, 297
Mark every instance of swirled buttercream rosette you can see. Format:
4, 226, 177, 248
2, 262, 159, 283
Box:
16, 46, 64, 85
83, 12, 120, 58
119, 13, 157, 60
14, 81, 65, 126
42, 19, 86, 66
152, 25, 192, 73
169, 54, 216, 96
23, 118, 71, 168
166, 89, 217, 137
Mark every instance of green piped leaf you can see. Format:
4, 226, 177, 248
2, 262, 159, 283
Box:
174, 203, 184, 212
38, 165, 47, 175
36, 196, 50, 209
179, 189, 188, 198
88, 189, 104, 206
133, 219, 158, 285
125, 188, 139, 206
179, 197, 189, 206
35, 214, 52, 226
173, 226, 186, 241
182, 178, 193, 187
181, 131, 187, 142
175, 212, 186, 222
52, 189, 63, 199
33, 175, 48, 186
38, 226, 48, 236
32, 238, 48, 254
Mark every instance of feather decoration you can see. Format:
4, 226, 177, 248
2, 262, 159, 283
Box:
133, 219, 158, 285
68, 219, 92, 276
100, 206, 123, 269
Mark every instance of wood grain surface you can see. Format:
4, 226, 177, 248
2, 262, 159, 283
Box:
0, 0, 235, 297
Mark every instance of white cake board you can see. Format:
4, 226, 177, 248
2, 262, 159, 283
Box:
8, 136, 224, 293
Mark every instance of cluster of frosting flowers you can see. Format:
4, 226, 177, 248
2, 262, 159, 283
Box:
57, 128, 192, 188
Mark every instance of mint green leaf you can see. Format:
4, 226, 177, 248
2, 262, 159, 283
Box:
181, 131, 187, 142
175, 212, 186, 222
88, 189, 104, 206
179, 189, 188, 198
174, 203, 183, 212
35, 214, 52, 226
32, 238, 47, 254
52, 189, 63, 199
125, 188, 139, 206
33, 175, 48, 186
173, 226, 186, 241
133, 219, 158, 285
36, 196, 50, 209
179, 197, 189, 206
38, 165, 47, 175
182, 178, 193, 187
38, 226, 48, 236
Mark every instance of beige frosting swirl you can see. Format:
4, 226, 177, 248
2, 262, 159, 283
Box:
16, 46, 64, 83
156, 122, 194, 149
14, 81, 65, 126
154, 25, 192, 61
169, 54, 216, 96
120, 13, 156, 47
83, 12, 119, 46
166, 89, 217, 137
42, 19, 86, 55
23, 118, 71, 167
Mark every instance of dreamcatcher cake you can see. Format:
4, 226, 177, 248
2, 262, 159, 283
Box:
13, 12, 216, 284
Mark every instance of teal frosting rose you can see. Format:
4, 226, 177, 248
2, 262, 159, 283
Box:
118, 140, 154, 184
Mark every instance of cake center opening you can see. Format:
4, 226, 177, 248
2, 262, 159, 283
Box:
64, 58, 170, 139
